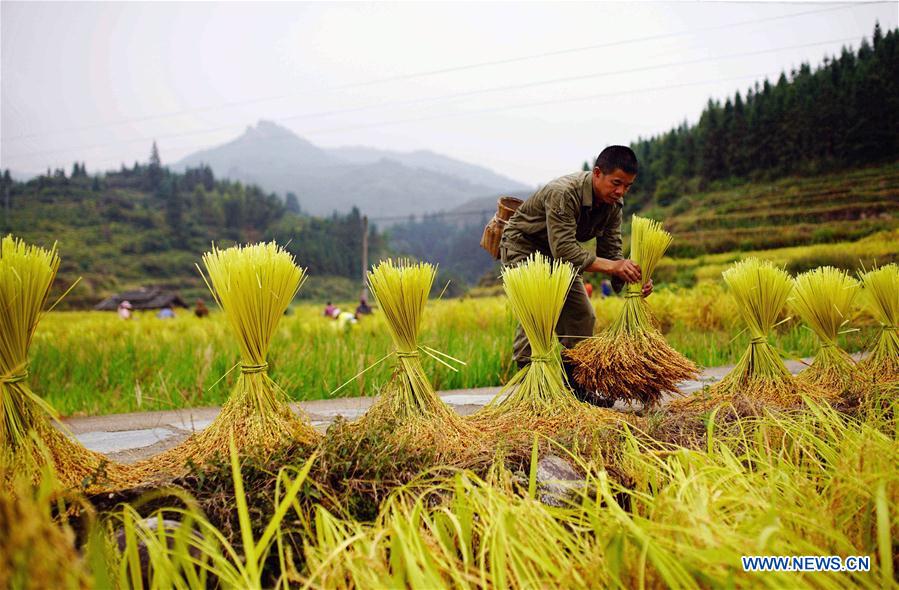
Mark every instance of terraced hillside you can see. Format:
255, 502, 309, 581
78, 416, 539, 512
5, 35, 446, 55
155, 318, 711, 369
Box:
647, 163, 898, 258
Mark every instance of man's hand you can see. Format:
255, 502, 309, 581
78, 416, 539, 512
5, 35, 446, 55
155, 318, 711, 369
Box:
586, 257, 642, 283
642, 279, 653, 298
609, 259, 641, 284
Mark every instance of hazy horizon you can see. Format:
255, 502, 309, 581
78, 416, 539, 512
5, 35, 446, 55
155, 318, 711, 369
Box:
2, 1, 895, 186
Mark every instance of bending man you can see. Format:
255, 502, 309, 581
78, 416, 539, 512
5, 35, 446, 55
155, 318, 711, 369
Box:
499, 145, 652, 406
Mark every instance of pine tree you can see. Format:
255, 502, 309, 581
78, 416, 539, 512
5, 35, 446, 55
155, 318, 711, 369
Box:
159, 177, 184, 237
147, 141, 162, 190
285, 192, 301, 214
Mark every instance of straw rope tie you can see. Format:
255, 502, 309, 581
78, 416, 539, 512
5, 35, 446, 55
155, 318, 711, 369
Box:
396, 351, 420, 359
0, 371, 28, 384
750, 336, 767, 345
240, 362, 268, 375
624, 292, 642, 299
529, 354, 554, 364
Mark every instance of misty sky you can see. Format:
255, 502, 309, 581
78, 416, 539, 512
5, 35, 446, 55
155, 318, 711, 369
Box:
1, 1, 895, 186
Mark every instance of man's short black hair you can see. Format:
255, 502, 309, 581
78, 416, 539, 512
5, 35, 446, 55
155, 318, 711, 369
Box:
594, 146, 638, 175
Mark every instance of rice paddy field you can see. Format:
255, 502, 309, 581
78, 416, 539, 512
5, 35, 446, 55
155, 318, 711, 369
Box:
3, 233, 898, 589
31, 284, 875, 415
32, 282, 882, 416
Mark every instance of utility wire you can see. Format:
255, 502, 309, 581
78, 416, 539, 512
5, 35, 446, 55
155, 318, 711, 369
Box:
368, 209, 499, 223
1, 34, 863, 164
1, 69, 775, 168
1, 1, 879, 143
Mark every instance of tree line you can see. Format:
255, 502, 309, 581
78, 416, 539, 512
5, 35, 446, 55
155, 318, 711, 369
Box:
610, 23, 899, 211
0, 143, 385, 283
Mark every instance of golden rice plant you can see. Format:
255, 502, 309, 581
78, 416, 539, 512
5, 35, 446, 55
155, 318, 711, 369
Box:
0, 461, 95, 589
790, 267, 861, 394
564, 216, 698, 407
858, 264, 899, 382
473, 253, 629, 433
0, 234, 128, 489
131, 242, 318, 481
670, 258, 827, 413
355, 259, 469, 436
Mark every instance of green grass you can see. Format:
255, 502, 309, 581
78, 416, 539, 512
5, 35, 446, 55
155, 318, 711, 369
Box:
30, 281, 882, 416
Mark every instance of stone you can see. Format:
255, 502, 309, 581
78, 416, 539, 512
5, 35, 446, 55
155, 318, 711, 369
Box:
536, 454, 586, 507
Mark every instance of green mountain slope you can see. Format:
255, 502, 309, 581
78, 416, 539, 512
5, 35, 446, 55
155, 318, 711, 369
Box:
646, 163, 898, 258
0, 164, 385, 307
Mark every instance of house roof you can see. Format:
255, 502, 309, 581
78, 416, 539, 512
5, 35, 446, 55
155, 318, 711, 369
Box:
94, 287, 189, 311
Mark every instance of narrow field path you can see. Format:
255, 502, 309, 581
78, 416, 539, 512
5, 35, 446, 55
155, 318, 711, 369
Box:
62, 359, 815, 463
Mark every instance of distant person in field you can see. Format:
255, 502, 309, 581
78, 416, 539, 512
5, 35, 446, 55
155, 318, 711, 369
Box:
584, 281, 594, 298
117, 300, 133, 320
499, 145, 652, 407
355, 297, 372, 316
156, 305, 176, 319
600, 279, 613, 298
324, 301, 337, 317
194, 299, 209, 318
332, 309, 358, 330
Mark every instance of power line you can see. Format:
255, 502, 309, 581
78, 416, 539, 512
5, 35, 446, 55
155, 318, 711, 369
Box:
1, 1, 880, 143
369, 208, 500, 224
0, 34, 864, 164
299, 71, 783, 137
0, 69, 785, 170
0, 70, 771, 168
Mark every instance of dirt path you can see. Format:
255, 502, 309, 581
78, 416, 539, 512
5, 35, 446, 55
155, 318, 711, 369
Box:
61, 359, 812, 464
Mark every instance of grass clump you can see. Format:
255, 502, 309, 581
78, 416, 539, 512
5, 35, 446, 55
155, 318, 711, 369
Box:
859, 263, 899, 383
790, 266, 861, 395
565, 216, 698, 407
670, 258, 828, 413
0, 234, 128, 489
130, 242, 319, 483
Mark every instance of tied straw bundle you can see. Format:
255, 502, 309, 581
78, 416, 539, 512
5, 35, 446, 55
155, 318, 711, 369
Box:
131, 242, 318, 481
0, 235, 128, 489
564, 216, 698, 407
473, 253, 627, 432
670, 258, 827, 413
859, 264, 899, 382
353, 259, 469, 434
790, 267, 861, 394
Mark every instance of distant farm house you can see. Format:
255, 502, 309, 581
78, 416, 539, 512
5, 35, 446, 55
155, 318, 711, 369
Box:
94, 287, 189, 311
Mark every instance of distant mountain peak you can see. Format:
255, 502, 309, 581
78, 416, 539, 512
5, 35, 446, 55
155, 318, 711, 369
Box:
239, 120, 308, 143
250, 119, 295, 138
174, 122, 529, 218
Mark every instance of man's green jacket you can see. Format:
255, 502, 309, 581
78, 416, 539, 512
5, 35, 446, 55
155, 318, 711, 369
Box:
500, 170, 624, 291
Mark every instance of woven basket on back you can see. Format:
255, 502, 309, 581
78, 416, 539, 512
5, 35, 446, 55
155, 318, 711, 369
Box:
480, 196, 524, 259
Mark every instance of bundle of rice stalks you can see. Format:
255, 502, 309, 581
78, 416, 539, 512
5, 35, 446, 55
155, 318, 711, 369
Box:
473, 253, 631, 434
131, 242, 318, 481
669, 258, 827, 413
0, 235, 128, 489
790, 267, 861, 394
355, 259, 469, 435
564, 216, 698, 407
858, 264, 899, 383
